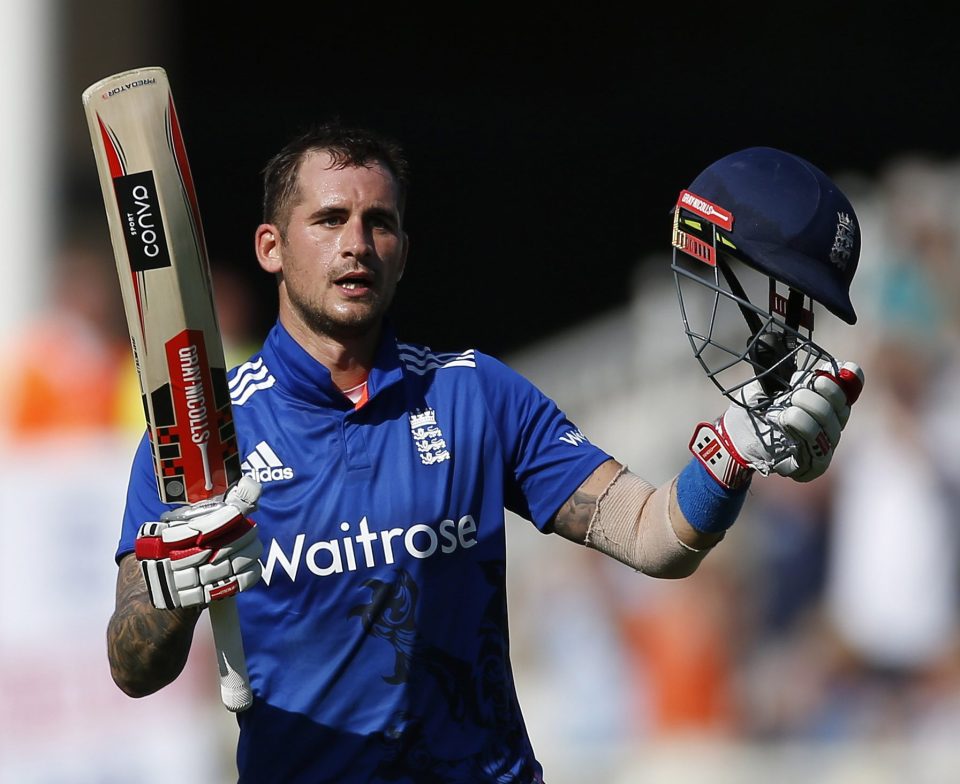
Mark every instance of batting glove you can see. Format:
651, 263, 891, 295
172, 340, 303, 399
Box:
690, 361, 864, 488
135, 476, 263, 610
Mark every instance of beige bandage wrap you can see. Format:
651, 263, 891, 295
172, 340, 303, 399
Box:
584, 465, 713, 578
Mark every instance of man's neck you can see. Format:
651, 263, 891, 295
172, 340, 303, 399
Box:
279, 311, 379, 392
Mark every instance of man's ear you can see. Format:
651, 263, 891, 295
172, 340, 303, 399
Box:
255, 224, 283, 273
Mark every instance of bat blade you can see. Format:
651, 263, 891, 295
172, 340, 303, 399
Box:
82, 66, 252, 712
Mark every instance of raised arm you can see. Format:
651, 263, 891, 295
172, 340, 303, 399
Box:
549, 361, 863, 579
108, 477, 264, 698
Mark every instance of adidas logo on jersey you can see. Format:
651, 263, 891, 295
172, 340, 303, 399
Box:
241, 440, 294, 483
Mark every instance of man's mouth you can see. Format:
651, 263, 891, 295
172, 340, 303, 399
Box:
335, 271, 374, 293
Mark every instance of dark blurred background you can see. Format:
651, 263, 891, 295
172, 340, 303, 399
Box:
59, 3, 960, 356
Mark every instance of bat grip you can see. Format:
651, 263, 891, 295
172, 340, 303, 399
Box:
208, 597, 253, 712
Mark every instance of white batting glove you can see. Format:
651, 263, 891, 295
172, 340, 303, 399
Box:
135, 476, 263, 610
690, 361, 864, 488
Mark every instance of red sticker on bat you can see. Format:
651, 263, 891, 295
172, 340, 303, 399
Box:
165, 329, 232, 503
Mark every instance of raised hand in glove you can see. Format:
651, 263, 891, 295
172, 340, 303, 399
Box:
691, 361, 864, 488
135, 476, 263, 610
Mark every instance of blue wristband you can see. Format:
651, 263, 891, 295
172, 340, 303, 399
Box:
676, 457, 750, 534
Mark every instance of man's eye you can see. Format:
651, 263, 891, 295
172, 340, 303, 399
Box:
318, 215, 345, 227
370, 217, 397, 232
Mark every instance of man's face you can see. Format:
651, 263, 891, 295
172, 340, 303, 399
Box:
271, 150, 407, 340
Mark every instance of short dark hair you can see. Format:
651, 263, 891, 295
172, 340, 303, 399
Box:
262, 121, 410, 234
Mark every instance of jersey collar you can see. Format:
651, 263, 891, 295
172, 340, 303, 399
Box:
262, 319, 404, 408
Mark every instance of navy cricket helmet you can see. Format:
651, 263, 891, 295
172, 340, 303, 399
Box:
670, 147, 861, 407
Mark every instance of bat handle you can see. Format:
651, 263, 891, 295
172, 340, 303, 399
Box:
208, 597, 253, 712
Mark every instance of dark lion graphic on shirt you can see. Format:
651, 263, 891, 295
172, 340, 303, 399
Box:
349, 562, 536, 782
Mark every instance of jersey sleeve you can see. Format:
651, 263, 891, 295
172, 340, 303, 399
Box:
115, 431, 177, 562
474, 352, 613, 530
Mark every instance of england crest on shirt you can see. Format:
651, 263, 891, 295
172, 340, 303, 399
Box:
409, 408, 450, 465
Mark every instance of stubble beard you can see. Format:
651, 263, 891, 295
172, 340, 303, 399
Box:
287, 285, 391, 342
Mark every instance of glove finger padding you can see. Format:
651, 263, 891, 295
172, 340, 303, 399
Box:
770, 409, 832, 481
781, 388, 843, 447
835, 361, 865, 403
772, 447, 830, 482
772, 387, 842, 482
810, 360, 864, 425
139, 554, 180, 610
810, 374, 852, 426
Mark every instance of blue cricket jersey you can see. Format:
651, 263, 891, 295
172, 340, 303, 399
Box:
118, 320, 612, 783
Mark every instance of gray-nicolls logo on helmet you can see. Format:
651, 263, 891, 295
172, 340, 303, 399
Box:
669, 146, 861, 410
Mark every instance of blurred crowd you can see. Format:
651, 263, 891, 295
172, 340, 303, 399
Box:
3, 153, 960, 782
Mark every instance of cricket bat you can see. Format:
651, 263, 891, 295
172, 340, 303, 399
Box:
82, 67, 253, 712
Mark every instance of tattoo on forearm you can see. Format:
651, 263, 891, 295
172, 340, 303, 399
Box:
107, 556, 199, 697
551, 486, 599, 542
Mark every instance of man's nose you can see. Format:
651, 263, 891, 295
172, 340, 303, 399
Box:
340, 218, 372, 258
